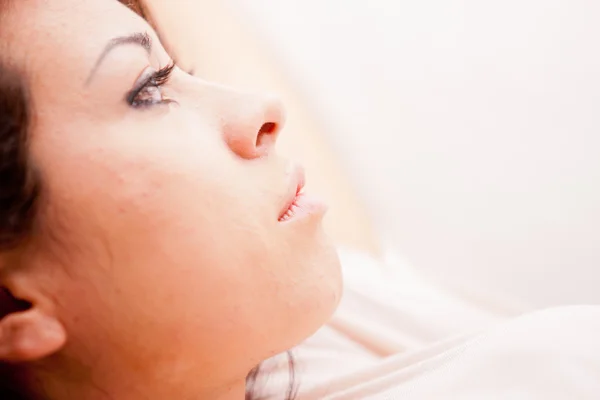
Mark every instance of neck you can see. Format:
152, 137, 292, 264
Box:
41, 376, 247, 400
32, 356, 249, 400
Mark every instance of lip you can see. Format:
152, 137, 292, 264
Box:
278, 163, 327, 223
278, 164, 306, 220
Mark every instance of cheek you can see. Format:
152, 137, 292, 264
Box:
33, 122, 276, 298
41, 131, 279, 290
40, 157, 283, 369
32, 116, 342, 368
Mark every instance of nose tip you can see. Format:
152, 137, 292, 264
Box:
265, 96, 286, 126
221, 90, 286, 159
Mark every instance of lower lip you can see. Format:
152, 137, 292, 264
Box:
278, 192, 328, 223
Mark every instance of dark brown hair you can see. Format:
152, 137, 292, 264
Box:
0, 62, 39, 250
0, 63, 40, 400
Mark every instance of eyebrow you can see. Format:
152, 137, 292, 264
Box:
85, 32, 152, 85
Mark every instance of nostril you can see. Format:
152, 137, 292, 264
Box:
256, 122, 278, 148
259, 122, 277, 135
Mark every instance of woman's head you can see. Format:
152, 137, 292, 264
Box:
0, 0, 342, 398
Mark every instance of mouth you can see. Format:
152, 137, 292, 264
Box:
278, 165, 306, 222
279, 186, 305, 222
277, 163, 328, 223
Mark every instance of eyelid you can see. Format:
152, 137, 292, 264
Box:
126, 66, 156, 104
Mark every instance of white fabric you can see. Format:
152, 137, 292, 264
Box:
259, 249, 600, 399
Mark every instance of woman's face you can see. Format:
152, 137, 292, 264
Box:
1, 0, 341, 390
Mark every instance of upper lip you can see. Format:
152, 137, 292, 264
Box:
278, 164, 306, 220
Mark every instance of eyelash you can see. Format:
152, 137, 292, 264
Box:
127, 61, 176, 108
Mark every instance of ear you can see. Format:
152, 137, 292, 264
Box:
0, 292, 66, 363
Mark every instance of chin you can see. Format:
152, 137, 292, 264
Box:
256, 242, 343, 361
301, 240, 344, 338
314, 229, 344, 305
323, 245, 344, 315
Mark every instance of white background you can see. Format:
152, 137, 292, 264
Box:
230, 0, 600, 307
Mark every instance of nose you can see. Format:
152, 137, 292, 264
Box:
222, 94, 285, 159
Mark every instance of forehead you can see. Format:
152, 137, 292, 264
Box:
0, 0, 148, 79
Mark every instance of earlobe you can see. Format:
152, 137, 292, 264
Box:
0, 307, 66, 363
